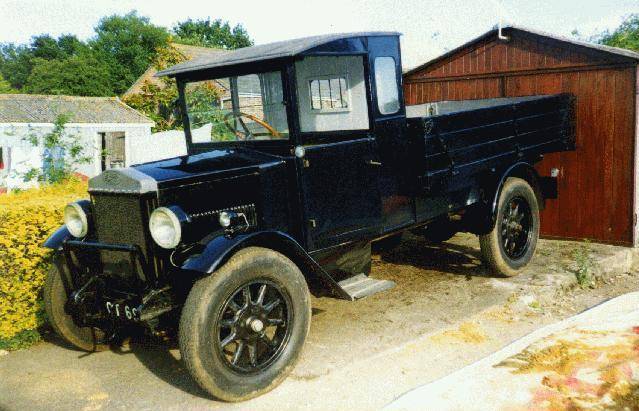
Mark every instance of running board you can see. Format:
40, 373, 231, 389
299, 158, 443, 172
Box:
337, 274, 396, 300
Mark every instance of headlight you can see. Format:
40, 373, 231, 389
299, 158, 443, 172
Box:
64, 201, 90, 238
149, 207, 182, 249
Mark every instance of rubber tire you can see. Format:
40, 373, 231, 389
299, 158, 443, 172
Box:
43, 262, 109, 352
479, 177, 539, 277
372, 232, 403, 253
179, 247, 311, 402
423, 218, 457, 244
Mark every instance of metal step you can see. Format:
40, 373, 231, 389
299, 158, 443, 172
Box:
337, 274, 396, 300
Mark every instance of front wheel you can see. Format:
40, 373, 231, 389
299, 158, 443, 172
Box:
179, 247, 311, 402
479, 177, 539, 277
43, 260, 109, 351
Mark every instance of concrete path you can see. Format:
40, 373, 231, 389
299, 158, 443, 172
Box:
0, 233, 636, 410
386, 292, 639, 410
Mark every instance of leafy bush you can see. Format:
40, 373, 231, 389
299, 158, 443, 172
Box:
23, 114, 92, 184
573, 242, 595, 288
0, 179, 87, 349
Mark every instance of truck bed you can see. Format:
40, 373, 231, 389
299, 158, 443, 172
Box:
406, 94, 575, 195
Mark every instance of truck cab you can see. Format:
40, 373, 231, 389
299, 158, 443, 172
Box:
43, 32, 574, 401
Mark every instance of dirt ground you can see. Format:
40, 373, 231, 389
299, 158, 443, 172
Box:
0, 233, 637, 410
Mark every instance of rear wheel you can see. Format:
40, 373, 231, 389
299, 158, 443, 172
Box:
179, 247, 311, 402
43, 261, 109, 351
479, 177, 539, 277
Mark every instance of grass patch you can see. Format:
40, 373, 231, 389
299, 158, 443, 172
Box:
573, 242, 595, 288
0, 329, 42, 351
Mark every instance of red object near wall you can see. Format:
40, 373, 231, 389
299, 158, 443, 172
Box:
403, 27, 639, 246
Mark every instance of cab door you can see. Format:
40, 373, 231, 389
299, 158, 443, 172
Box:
368, 36, 417, 232
294, 55, 382, 251
299, 137, 382, 251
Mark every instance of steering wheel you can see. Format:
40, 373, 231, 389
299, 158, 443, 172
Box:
223, 112, 281, 140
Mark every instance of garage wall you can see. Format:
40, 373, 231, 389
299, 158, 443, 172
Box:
404, 30, 638, 245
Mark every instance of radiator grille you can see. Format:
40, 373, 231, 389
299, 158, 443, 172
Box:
91, 193, 159, 281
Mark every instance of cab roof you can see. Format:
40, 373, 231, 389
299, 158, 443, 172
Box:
156, 31, 400, 78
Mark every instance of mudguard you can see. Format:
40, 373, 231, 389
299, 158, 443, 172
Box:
489, 162, 544, 227
181, 230, 350, 300
43, 226, 71, 250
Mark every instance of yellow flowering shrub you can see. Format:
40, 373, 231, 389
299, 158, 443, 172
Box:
0, 179, 88, 349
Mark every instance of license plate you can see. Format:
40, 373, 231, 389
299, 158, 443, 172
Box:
105, 301, 140, 321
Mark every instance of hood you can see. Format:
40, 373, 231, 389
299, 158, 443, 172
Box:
89, 148, 285, 194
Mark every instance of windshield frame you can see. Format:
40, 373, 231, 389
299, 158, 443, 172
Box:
177, 63, 295, 154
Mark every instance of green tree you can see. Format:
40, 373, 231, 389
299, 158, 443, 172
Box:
24, 54, 112, 96
597, 14, 639, 52
172, 18, 253, 49
23, 114, 92, 184
31, 34, 88, 60
0, 34, 88, 90
90, 11, 170, 94
0, 74, 16, 93
0, 43, 34, 89
122, 44, 187, 131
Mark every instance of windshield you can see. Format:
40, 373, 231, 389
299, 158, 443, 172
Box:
184, 71, 289, 143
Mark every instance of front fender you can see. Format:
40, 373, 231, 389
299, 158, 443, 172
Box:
180, 231, 350, 300
43, 226, 71, 250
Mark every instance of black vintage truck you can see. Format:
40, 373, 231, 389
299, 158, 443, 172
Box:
43, 32, 574, 401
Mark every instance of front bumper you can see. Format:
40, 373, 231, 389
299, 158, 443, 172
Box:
60, 240, 175, 328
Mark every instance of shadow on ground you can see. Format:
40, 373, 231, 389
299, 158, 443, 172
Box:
378, 234, 492, 279
42, 326, 211, 400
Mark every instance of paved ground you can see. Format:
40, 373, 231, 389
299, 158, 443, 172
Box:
0, 233, 636, 410
387, 292, 639, 410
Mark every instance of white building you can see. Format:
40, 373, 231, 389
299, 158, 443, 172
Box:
0, 94, 154, 191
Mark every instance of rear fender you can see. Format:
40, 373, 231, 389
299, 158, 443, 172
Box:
468, 162, 543, 235
180, 231, 350, 299
490, 162, 544, 217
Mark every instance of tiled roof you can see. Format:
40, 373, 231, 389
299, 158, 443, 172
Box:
122, 43, 228, 98
0, 94, 154, 124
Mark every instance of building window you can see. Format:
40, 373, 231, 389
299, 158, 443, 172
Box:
374, 57, 400, 115
309, 77, 349, 111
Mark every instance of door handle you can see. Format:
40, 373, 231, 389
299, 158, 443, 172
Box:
366, 159, 382, 166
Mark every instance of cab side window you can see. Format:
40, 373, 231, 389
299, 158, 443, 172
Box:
295, 56, 369, 132
374, 57, 400, 115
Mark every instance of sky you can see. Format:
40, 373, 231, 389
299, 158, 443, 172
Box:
0, 0, 636, 70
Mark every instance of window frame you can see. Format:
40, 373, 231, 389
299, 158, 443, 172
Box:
373, 56, 400, 116
178, 66, 294, 153
306, 74, 352, 114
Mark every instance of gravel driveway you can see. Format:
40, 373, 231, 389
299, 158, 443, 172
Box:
0, 233, 636, 410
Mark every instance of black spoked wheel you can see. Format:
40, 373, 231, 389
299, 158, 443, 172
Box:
480, 177, 539, 277
216, 280, 292, 374
499, 196, 533, 260
179, 247, 311, 402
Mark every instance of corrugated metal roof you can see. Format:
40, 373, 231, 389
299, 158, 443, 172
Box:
404, 25, 639, 76
0, 94, 154, 124
157, 31, 400, 77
